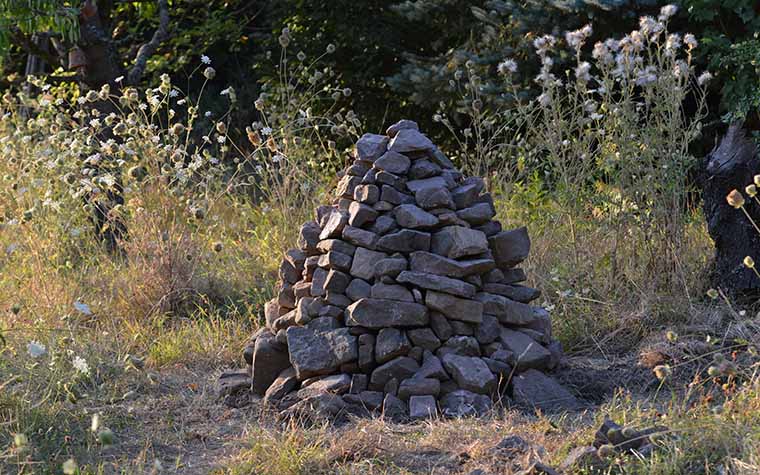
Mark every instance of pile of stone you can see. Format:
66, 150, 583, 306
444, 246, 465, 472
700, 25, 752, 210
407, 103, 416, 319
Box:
241, 120, 581, 420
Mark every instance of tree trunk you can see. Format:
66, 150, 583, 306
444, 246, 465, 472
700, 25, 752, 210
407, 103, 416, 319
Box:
701, 123, 760, 298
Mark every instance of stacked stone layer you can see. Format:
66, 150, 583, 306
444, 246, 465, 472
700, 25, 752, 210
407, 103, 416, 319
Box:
243, 120, 578, 419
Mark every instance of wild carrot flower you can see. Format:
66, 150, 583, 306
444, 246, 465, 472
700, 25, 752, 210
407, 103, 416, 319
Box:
201, 55, 211, 64
203, 67, 216, 80
726, 189, 745, 208
746, 184, 757, 197
744, 256, 755, 268
698, 71, 712, 86
27, 341, 47, 358
73, 356, 90, 375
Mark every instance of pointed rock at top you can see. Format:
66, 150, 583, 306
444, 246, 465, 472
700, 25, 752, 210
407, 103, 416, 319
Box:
386, 119, 419, 138
388, 129, 435, 153
356, 133, 390, 162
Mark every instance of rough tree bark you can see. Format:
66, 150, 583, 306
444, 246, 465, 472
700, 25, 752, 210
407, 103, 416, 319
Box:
701, 123, 760, 297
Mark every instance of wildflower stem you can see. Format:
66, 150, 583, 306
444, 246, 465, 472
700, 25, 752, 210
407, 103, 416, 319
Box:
740, 207, 760, 236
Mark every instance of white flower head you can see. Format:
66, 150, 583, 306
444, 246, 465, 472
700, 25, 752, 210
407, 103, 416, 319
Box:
73, 356, 90, 375
261, 126, 273, 136
27, 341, 47, 358
575, 61, 592, 82
497, 59, 518, 75
684, 33, 698, 49
659, 4, 678, 20
537, 92, 552, 107
698, 71, 713, 86
201, 55, 211, 64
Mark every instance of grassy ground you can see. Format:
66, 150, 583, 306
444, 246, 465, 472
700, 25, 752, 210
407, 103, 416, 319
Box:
2, 184, 759, 474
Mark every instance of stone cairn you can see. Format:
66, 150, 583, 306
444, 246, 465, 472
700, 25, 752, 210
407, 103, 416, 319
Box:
241, 120, 580, 421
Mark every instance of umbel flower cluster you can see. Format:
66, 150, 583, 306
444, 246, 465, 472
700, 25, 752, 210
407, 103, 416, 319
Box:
240, 121, 582, 421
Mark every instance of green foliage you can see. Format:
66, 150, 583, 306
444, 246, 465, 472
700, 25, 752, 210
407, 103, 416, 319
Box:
683, 0, 760, 122
0, 0, 79, 51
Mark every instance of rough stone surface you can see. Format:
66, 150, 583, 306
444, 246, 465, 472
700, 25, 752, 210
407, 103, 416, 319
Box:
489, 227, 531, 267
397, 271, 476, 298
375, 328, 412, 363
286, 327, 358, 379
426, 291, 483, 323
345, 298, 428, 328
388, 129, 434, 153
395, 204, 439, 229
409, 395, 438, 419
409, 251, 494, 278
375, 151, 412, 175
499, 328, 552, 371
511, 369, 583, 412
441, 354, 496, 394
350, 247, 388, 280
236, 120, 560, 420
356, 133, 389, 161
432, 226, 489, 259
440, 390, 492, 417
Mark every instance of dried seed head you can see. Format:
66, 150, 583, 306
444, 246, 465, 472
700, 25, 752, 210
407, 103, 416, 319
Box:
744, 256, 755, 268
726, 189, 745, 208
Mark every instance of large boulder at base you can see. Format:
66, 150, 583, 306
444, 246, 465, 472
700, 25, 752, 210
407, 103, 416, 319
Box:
510, 369, 583, 412
233, 120, 572, 420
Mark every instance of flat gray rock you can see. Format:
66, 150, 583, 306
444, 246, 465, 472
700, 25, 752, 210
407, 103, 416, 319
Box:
426, 291, 483, 323
388, 128, 434, 153
350, 247, 388, 280
346, 278, 371, 301
263, 367, 297, 403
375, 328, 412, 363
342, 225, 378, 249
431, 226, 489, 259
409, 159, 441, 180
488, 227, 531, 267
252, 331, 291, 395
475, 293, 538, 326
498, 328, 551, 371
440, 389, 492, 417
375, 151, 412, 175
407, 327, 441, 351
371, 283, 414, 302
319, 210, 349, 240
356, 133, 389, 161
409, 395, 438, 419
377, 229, 431, 253
395, 204, 439, 229
406, 176, 448, 194
286, 327, 358, 379
386, 119, 419, 137
345, 298, 429, 328
348, 201, 378, 228
441, 354, 496, 394
370, 356, 420, 389
397, 270, 476, 298
416, 187, 453, 210
409, 251, 494, 278
511, 369, 583, 412
482, 283, 541, 303
456, 202, 495, 225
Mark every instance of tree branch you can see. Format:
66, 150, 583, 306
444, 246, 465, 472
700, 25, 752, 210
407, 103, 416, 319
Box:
127, 0, 169, 85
